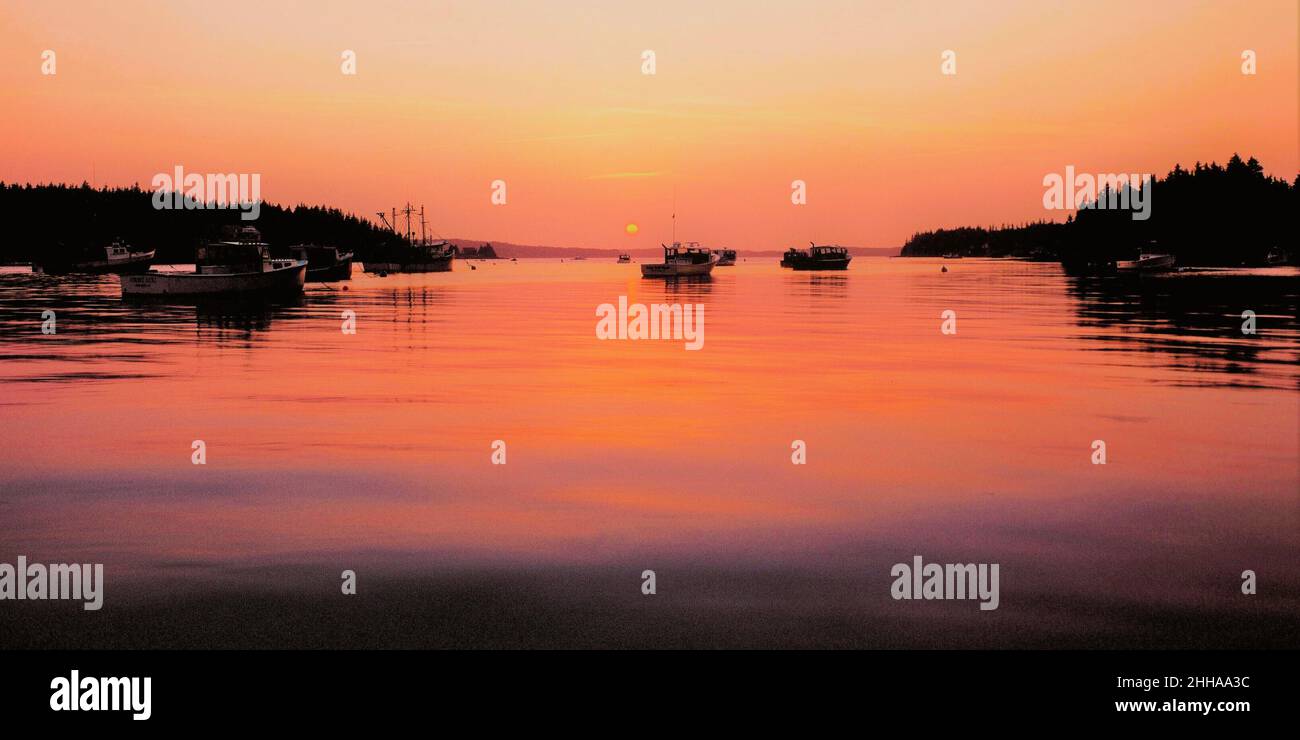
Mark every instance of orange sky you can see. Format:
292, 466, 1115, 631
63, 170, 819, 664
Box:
2, 0, 1295, 249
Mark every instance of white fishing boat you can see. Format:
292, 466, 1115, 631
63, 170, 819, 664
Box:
617, 254, 632, 263
121, 227, 305, 297
713, 248, 737, 266
1116, 253, 1175, 272
641, 242, 718, 278
37, 238, 155, 274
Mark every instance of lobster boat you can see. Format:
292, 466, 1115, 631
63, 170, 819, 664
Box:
121, 227, 305, 298
641, 242, 718, 278
36, 239, 155, 275
780, 244, 852, 270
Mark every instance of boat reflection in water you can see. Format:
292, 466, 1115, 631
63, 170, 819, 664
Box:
1068, 267, 1298, 389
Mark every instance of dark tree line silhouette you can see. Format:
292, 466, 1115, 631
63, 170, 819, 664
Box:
900, 154, 1297, 268
5, 155, 1294, 268
897, 221, 1068, 260
0, 183, 402, 264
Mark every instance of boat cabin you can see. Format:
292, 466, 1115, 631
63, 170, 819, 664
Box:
105, 239, 134, 258
662, 241, 714, 264
197, 242, 271, 274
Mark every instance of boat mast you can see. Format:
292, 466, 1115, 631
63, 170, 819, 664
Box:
671, 187, 676, 244
420, 206, 427, 245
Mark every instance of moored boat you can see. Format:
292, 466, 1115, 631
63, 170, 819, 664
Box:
780, 244, 851, 270
121, 227, 305, 298
362, 203, 455, 273
713, 248, 737, 266
641, 242, 718, 278
1116, 253, 1175, 273
290, 244, 354, 281
617, 254, 631, 263
36, 238, 155, 274
363, 243, 453, 273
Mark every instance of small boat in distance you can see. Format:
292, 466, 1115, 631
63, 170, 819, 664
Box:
641, 242, 718, 278
1116, 253, 1176, 273
363, 204, 455, 273
1266, 248, 1289, 266
780, 244, 852, 270
121, 226, 305, 298
713, 248, 737, 266
617, 254, 631, 263
36, 238, 155, 274
290, 244, 353, 281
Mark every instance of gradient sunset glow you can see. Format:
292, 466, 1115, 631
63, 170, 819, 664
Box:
2, 0, 1295, 249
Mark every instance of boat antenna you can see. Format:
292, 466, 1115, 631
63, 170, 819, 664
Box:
671, 186, 677, 244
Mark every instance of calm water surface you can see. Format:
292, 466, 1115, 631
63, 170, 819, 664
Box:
1, 257, 1296, 647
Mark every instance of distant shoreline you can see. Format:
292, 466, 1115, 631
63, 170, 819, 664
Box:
445, 239, 901, 260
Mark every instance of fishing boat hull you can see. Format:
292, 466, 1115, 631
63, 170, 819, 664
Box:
306, 256, 353, 281
782, 254, 852, 270
121, 261, 307, 297
789, 257, 850, 271
642, 242, 717, 277
362, 257, 452, 273
640, 260, 716, 278
290, 246, 354, 282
